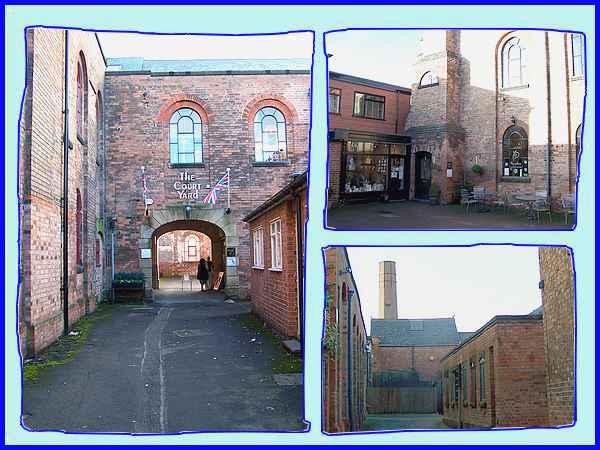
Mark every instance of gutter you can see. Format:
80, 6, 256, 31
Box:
94, 32, 107, 67
62, 30, 70, 335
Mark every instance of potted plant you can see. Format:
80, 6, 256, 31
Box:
471, 164, 484, 175
112, 272, 146, 303
429, 183, 441, 205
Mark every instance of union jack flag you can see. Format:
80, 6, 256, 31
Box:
203, 170, 230, 205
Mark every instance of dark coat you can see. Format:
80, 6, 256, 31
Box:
197, 260, 209, 281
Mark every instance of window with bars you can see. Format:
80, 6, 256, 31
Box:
269, 219, 282, 270
169, 108, 203, 165
253, 107, 287, 162
329, 88, 341, 113
502, 37, 527, 88
572, 34, 584, 77
252, 227, 264, 268
353, 92, 385, 120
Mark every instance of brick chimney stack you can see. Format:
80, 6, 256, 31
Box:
378, 261, 398, 320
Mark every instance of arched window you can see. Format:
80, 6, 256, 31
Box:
502, 37, 527, 88
76, 53, 88, 140
169, 108, 203, 165
502, 126, 529, 178
571, 34, 584, 77
419, 71, 438, 88
95, 235, 102, 267
185, 235, 200, 262
76, 189, 83, 268
575, 124, 582, 157
253, 107, 287, 162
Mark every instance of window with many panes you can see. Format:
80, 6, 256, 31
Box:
502, 37, 527, 88
169, 108, 203, 165
254, 107, 287, 162
185, 235, 199, 262
76, 54, 87, 141
502, 125, 529, 178
269, 219, 282, 270
252, 227, 264, 268
572, 33, 584, 77
479, 352, 486, 403
353, 92, 385, 120
329, 88, 341, 114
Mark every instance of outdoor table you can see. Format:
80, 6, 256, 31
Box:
515, 193, 538, 222
476, 192, 495, 213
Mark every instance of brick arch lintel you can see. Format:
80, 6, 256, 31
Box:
157, 95, 212, 124
242, 95, 299, 125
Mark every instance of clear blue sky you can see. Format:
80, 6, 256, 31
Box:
326, 30, 420, 87
346, 246, 542, 334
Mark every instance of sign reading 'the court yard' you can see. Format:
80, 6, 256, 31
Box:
173, 171, 204, 200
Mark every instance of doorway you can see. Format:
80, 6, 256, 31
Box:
415, 152, 432, 199
387, 155, 410, 200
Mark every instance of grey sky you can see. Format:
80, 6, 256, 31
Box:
346, 246, 542, 334
326, 30, 420, 87
97, 31, 313, 60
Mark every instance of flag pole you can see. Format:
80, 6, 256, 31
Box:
226, 168, 231, 210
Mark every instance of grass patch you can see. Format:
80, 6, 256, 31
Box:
23, 303, 116, 383
238, 313, 302, 374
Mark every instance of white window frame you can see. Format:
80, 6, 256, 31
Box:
269, 219, 283, 271
252, 227, 264, 269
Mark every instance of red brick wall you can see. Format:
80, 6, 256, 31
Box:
246, 187, 306, 338
104, 72, 310, 298
442, 319, 547, 428
539, 247, 575, 426
372, 344, 456, 382
19, 28, 105, 356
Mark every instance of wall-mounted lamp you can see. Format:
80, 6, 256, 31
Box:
225, 207, 231, 215
184, 204, 192, 219
539, 279, 545, 289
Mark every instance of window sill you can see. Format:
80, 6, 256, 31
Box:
269, 267, 283, 272
418, 83, 439, 89
500, 176, 531, 183
329, 111, 341, 116
252, 266, 265, 270
169, 163, 205, 169
252, 160, 291, 167
77, 134, 87, 146
351, 114, 386, 121
500, 84, 530, 92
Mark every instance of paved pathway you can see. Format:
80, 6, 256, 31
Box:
327, 200, 572, 230
362, 413, 448, 431
23, 291, 304, 433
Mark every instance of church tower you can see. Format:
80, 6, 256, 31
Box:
378, 261, 398, 320
405, 30, 465, 204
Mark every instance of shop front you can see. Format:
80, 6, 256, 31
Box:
331, 129, 412, 202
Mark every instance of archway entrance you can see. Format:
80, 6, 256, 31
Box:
151, 219, 226, 290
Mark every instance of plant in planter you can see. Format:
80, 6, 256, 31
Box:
112, 272, 146, 303
429, 182, 441, 205
471, 164, 484, 175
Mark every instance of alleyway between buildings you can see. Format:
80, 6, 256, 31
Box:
361, 413, 448, 431
327, 201, 572, 230
23, 291, 304, 433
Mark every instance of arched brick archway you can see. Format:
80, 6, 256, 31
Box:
138, 207, 239, 298
151, 220, 225, 289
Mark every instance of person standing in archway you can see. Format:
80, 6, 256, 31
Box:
206, 256, 214, 290
197, 258, 209, 291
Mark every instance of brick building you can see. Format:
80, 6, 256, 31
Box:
406, 29, 585, 205
18, 28, 106, 356
156, 230, 212, 278
327, 72, 412, 205
18, 27, 311, 356
539, 247, 575, 426
243, 171, 307, 340
441, 311, 548, 429
323, 247, 368, 433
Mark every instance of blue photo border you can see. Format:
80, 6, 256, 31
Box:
322, 27, 588, 232
319, 243, 578, 435
14, 24, 316, 437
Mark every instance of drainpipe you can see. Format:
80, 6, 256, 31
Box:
347, 289, 354, 430
294, 191, 304, 350
395, 90, 400, 134
62, 30, 70, 335
545, 32, 553, 200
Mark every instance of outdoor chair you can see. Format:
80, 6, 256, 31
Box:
561, 192, 576, 225
505, 192, 526, 216
533, 197, 552, 224
460, 189, 478, 214
490, 191, 506, 213
181, 273, 193, 290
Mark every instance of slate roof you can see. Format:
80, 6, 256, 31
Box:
529, 305, 544, 317
370, 318, 460, 347
106, 57, 311, 74
458, 331, 476, 343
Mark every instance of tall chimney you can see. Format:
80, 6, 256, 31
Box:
379, 261, 398, 320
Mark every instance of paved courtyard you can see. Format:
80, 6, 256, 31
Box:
23, 291, 305, 433
362, 413, 448, 431
327, 200, 573, 230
